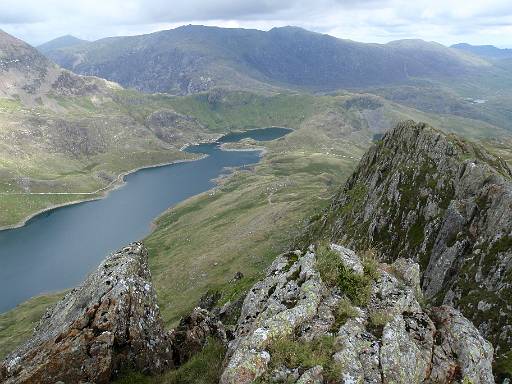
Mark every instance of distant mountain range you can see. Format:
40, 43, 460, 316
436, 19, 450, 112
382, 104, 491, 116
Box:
452, 43, 512, 60
37, 25, 491, 95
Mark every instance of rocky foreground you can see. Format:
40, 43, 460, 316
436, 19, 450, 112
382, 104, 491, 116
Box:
221, 244, 494, 383
0, 243, 174, 383
0, 241, 495, 383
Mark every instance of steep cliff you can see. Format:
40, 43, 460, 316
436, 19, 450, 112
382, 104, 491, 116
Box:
302, 121, 512, 378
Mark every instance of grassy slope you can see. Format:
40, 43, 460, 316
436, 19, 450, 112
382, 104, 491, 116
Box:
1, 90, 511, 368
0, 292, 65, 359
147, 126, 365, 327
0, 92, 368, 359
0, 91, 323, 227
2, 86, 509, 228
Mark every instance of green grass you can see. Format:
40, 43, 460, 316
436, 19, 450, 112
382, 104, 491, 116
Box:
0, 98, 24, 113
146, 134, 360, 327
163, 91, 325, 133
0, 91, 363, 360
2, 86, 511, 228
316, 243, 375, 307
0, 194, 99, 228
331, 298, 359, 331
2, 87, 512, 380
0, 292, 65, 360
495, 350, 512, 383
114, 337, 226, 384
261, 335, 342, 383
368, 310, 394, 337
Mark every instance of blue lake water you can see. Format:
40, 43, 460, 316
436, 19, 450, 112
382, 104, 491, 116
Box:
0, 127, 291, 313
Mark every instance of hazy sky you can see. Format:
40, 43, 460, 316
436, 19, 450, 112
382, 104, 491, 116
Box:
0, 0, 511, 47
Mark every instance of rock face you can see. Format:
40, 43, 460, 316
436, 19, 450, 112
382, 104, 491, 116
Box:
170, 307, 228, 366
303, 121, 512, 370
220, 244, 494, 384
0, 243, 173, 384
0, 29, 112, 102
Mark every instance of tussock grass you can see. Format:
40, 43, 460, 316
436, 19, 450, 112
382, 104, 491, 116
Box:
264, 336, 342, 383
114, 337, 226, 384
316, 243, 375, 307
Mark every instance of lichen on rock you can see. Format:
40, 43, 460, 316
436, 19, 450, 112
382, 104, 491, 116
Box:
0, 242, 173, 384
220, 243, 494, 383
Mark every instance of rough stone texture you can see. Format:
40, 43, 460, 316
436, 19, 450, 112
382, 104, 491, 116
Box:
220, 250, 324, 384
170, 307, 228, 366
303, 121, 512, 363
220, 244, 494, 383
429, 305, 495, 384
330, 243, 364, 274
0, 242, 173, 384
296, 365, 323, 384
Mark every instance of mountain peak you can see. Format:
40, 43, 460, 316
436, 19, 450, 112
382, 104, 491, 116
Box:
37, 35, 88, 53
302, 120, 512, 361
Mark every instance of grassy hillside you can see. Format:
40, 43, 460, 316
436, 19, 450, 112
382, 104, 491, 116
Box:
0, 101, 368, 361
2, 90, 511, 363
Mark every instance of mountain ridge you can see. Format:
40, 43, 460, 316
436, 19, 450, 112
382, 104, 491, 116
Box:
301, 120, 512, 380
452, 43, 512, 60
39, 25, 490, 95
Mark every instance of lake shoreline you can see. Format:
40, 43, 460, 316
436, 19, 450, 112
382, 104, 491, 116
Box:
0, 126, 292, 316
0, 156, 205, 232
0, 126, 290, 231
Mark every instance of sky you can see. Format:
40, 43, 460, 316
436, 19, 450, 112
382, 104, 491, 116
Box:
0, 0, 511, 48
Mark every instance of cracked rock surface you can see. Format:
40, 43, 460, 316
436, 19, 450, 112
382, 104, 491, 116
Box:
0, 242, 173, 384
220, 244, 494, 384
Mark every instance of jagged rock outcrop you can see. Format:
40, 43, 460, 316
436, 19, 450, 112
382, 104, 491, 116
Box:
170, 307, 229, 366
0, 242, 173, 384
302, 121, 512, 376
220, 244, 494, 384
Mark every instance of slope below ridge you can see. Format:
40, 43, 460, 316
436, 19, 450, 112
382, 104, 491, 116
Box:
301, 120, 512, 378
0, 29, 119, 105
40, 25, 490, 94
37, 35, 88, 54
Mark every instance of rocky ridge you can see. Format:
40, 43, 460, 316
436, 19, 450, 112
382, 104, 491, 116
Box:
1, 241, 494, 384
0, 29, 116, 104
302, 121, 512, 378
40, 25, 489, 95
220, 244, 494, 383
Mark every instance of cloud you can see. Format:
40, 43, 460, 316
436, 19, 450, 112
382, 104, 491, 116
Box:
0, 0, 511, 47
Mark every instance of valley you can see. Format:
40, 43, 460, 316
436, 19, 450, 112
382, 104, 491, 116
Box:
0, 23, 511, 383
